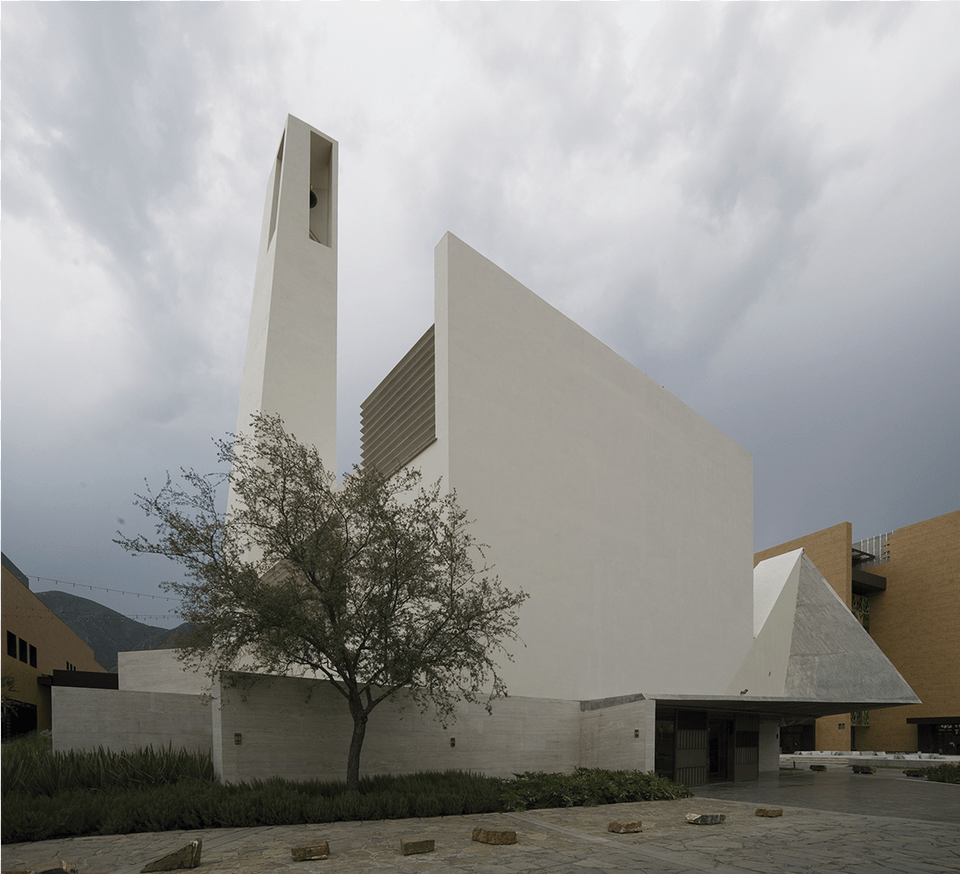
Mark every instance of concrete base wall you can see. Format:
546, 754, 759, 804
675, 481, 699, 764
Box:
52, 687, 211, 754
579, 699, 656, 772
118, 650, 211, 695
759, 718, 781, 775
212, 673, 584, 784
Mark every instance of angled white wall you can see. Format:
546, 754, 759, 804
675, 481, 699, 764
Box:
232, 115, 338, 487
419, 233, 755, 701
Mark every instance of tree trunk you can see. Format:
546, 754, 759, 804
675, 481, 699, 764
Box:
345, 703, 368, 794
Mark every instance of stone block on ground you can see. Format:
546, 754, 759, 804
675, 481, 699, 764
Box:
685, 813, 726, 825
755, 808, 783, 817
852, 765, 877, 774
810, 764, 826, 771
141, 839, 202, 872
399, 839, 435, 855
607, 821, 642, 833
904, 769, 926, 777
291, 840, 330, 861
471, 828, 517, 845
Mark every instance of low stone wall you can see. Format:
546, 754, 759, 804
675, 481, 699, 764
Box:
579, 697, 656, 771
211, 672, 586, 784
780, 752, 960, 768
52, 687, 211, 754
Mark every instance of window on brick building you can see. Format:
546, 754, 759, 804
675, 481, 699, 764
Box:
29, 645, 37, 668
6, 631, 16, 657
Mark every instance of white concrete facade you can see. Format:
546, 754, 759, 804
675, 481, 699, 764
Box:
232, 115, 338, 482
412, 233, 755, 701
50, 116, 920, 787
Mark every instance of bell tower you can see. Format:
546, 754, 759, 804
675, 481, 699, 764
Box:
232, 115, 338, 478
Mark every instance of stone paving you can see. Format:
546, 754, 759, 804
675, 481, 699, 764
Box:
4, 774, 959, 874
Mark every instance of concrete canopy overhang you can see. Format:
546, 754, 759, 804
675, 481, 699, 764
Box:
646, 694, 920, 721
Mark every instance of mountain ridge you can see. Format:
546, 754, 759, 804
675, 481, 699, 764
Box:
34, 590, 191, 672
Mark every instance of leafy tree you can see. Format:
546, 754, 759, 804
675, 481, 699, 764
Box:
117, 413, 528, 792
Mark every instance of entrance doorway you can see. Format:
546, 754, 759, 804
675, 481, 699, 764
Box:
708, 717, 733, 781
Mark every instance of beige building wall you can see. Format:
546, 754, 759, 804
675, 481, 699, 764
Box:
755, 511, 959, 752
2, 557, 106, 734
856, 510, 960, 751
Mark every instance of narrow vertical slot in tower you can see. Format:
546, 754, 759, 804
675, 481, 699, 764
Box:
309, 131, 333, 246
268, 136, 284, 247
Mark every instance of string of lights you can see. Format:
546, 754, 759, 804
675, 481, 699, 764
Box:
27, 574, 182, 603
9, 604, 181, 623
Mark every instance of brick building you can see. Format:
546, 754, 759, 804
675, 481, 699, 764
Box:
755, 510, 960, 754
2, 553, 107, 737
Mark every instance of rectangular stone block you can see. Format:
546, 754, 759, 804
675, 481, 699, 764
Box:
141, 839, 201, 872
291, 840, 330, 861
607, 821, 642, 833
400, 839, 435, 855
685, 813, 726, 825
755, 808, 783, 817
472, 828, 517, 844
810, 764, 826, 771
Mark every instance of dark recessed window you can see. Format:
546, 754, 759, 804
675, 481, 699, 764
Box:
6, 631, 16, 657
29, 645, 37, 668
19, 638, 28, 663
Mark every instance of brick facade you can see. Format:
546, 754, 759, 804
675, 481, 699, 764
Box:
755, 511, 959, 753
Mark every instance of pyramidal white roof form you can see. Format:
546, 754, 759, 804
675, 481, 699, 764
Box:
725, 550, 919, 709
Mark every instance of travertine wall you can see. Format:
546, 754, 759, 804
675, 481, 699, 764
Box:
52, 687, 211, 754
211, 672, 584, 784
119, 649, 211, 695
579, 698, 656, 772
856, 510, 960, 751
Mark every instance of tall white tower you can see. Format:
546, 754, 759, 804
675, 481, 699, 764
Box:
232, 115, 338, 475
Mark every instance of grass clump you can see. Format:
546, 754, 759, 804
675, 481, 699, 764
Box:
2, 738, 691, 844
2, 733, 214, 795
924, 762, 960, 784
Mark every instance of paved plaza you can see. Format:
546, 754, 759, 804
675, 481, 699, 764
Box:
4, 768, 958, 874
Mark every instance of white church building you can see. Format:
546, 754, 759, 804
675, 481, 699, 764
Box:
52, 116, 918, 786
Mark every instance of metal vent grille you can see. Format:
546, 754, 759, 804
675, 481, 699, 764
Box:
360, 325, 436, 477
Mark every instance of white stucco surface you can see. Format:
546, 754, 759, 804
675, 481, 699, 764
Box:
232, 115, 338, 481
425, 233, 755, 701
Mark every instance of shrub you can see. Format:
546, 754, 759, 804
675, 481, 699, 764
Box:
924, 762, 960, 784
500, 768, 691, 811
1, 739, 214, 796
1, 756, 690, 843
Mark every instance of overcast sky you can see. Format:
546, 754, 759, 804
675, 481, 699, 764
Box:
3, 4, 958, 628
